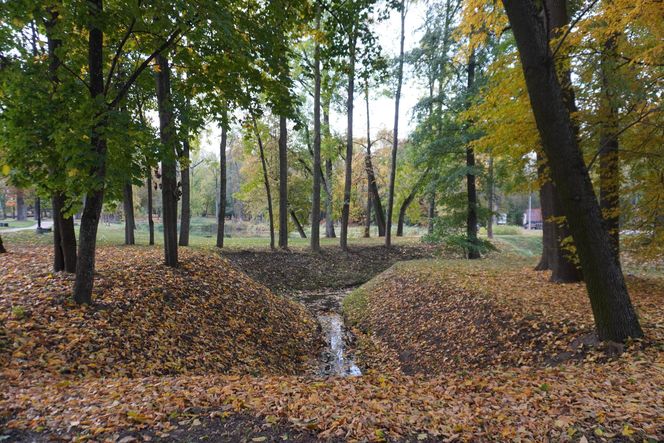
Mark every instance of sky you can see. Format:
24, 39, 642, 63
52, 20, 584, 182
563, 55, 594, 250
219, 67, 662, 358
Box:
200, 3, 428, 156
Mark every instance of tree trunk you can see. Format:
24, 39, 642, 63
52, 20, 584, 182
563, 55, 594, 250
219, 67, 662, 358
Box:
16, 189, 26, 221
364, 83, 386, 236
397, 170, 427, 237
310, 6, 322, 252
179, 136, 191, 246
155, 53, 178, 267
73, 0, 106, 304
52, 195, 64, 271
217, 123, 227, 248
385, 0, 406, 247
253, 118, 275, 250
291, 210, 307, 238
502, 0, 642, 342
322, 99, 336, 238
340, 37, 356, 251
123, 181, 135, 245
465, 50, 480, 259
428, 192, 435, 234
364, 186, 371, 238
535, 164, 554, 271
147, 171, 155, 245
599, 33, 620, 255
487, 153, 494, 239
278, 115, 289, 249
550, 185, 583, 282
0, 234, 5, 253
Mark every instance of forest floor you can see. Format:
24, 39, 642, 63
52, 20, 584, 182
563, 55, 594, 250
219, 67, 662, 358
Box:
1, 233, 663, 442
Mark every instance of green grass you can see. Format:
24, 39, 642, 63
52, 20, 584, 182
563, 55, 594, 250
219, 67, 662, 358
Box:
0, 220, 36, 230
1, 220, 422, 251
492, 234, 543, 257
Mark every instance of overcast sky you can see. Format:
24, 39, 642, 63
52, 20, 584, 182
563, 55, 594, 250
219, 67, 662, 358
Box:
200, 3, 427, 155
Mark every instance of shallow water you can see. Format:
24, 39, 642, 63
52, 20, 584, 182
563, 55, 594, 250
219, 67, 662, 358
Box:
291, 288, 362, 377
317, 313, 362, 377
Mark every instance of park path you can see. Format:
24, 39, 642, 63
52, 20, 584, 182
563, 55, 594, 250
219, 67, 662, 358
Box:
0, 220, 53, 233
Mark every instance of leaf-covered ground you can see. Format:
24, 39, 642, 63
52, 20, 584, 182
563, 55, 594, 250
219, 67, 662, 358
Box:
1, 247, 663, 441
0, 246, 321, 378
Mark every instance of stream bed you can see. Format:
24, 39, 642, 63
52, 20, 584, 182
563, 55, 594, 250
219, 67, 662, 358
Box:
291, 288, 362, 377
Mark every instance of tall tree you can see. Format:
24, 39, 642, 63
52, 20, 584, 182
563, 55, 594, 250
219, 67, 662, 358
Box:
252, 116, 276, 250
501, 0, 643, 342
178, 132, 191, 246
155, 53, 179, 267
278, 115, 289, 249
147, 170, 155, 246
339, 32, 356, 251
310, 3, 322, 252
364, 82, 386, 236
385, 0, 406, 247
465, 49, 480, 259
217, 123, 228, 248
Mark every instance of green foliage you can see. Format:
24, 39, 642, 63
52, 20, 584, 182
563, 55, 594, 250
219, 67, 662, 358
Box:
423, 215, 497, 257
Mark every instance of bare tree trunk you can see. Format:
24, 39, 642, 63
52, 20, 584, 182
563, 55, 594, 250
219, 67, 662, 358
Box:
123, 181, 135, 245
147, 171, 154, 246
322, 100, 336, 238
385, 0, 406, 247
599, 33, 620, 255
155, 53, 178, 267
465, 50, 480, 259
364, 83, 386, 236
291, 210, 307, 238
51, 193, 77, 272
340, 36, 356, 251
252, 117, 275, 250
502, 0, 642, 342
179, 137, 191, 246
16, 189, 26, 221
217, 123, 227, 248
278, 115, 289, 249
364, 186, 371, 238
535, 162, 554, 271
428, 192, 435, 234
73, 0, 106, 304
487, 153, 494, 239
311, 6, 322, 252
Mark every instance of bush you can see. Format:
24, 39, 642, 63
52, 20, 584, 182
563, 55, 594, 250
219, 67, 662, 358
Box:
492, 225, 523, 235
423, 216, 497, 257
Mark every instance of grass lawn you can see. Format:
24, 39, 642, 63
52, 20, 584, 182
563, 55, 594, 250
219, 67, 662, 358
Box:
0, 220, 36, 230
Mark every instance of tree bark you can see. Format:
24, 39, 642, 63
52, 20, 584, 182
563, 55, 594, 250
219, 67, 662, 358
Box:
16, 189, 26, 221
155, 53, 178, 267
178, 136, 191, 246
428, 192, 435, 235
501, 0, 642, 342
252, 118, 275, 250
487, 153, 494, 239
322, 104, 336, 238
599, 33, 620, 255
51, 193, 76, 272
291, 210, 307, 238
73, 0, 106, 304
535, 163, 554, 271
278, 115, 289, 249
147, 171, 155, 246
0, 234, 5, 253
364, 186, 371, 238
465, 50, 480, 259
123, 181, 135, 245
364, 83, 385, 236
217, 124, 227, 248
385, 0, 406, 247
340, 36, 356, 251
311, 6, 322, 252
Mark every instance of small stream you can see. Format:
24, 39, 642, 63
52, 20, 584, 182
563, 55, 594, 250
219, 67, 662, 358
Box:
291, 288, 362, 377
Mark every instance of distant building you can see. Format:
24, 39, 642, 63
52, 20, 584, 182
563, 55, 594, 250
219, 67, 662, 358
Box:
496, 213, 508, 225
523, 208, 542, 229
